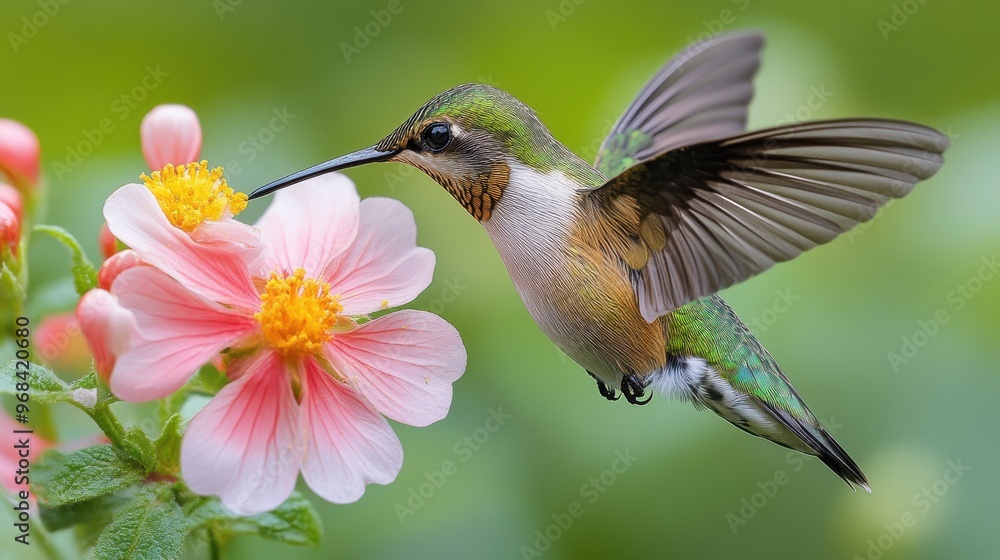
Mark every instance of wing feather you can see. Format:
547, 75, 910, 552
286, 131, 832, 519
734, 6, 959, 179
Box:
595, 31, 765, 177
582, 119, 950, 321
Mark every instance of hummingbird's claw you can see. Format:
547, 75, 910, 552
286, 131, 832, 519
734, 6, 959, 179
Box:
620, 374, 652, 406
588, 371, 620, 401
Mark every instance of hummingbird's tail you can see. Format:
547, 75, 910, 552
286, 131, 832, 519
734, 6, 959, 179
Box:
730, 379, 871, 492
651, 296, 870, 492
795, 422, 870, 493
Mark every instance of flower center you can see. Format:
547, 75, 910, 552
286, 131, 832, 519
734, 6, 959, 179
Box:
254, 268, 345, 357
141, 160, 247, 232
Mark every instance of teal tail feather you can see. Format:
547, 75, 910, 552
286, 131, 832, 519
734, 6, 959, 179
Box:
656, 295, 870, 492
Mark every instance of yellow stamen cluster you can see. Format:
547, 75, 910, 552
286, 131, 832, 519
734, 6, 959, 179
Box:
141, 160, 247, 232
255, 268, 344, 357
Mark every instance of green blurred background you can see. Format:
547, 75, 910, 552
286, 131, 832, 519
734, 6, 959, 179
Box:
3, 0, 998, 558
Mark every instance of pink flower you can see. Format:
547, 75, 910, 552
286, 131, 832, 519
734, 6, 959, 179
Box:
97, 249, 143, 291
141, 104, 202, 170
1, 411, 52, 500
99, 222, 118, 260
103, 174, 466, 514
0, 183, 21, 256
35, 313, 92, 374
0, 119, 40, 189
104, 161, 256, 305
77, 289, 138, 384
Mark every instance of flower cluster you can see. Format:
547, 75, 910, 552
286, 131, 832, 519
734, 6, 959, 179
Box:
76, 105, 467, 514
0, 118, 38, 265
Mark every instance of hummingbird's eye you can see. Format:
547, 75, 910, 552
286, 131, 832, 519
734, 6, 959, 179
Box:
421, 122, 452, 152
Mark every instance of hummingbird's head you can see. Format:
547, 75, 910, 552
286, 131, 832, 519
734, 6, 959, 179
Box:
250, 83, 600, 221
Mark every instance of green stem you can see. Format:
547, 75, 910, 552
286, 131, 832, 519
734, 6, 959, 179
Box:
84, 402, 150, 469
209, 528, 222, 560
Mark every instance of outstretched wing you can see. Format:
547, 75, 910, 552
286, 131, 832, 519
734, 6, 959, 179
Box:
581, 119, 950, 321
594, 31, 765, 177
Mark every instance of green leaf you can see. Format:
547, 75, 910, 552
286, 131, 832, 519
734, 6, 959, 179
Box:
94, 484, 187, 560
123, 425, 158, 468
154, 414, 183, 472
33, 224, 98, 296
194, 362, 230, 393
0, 359, 66, 392
33, 444, 148, 507
189, 492, 322, 547
0, 359, 71, 403
39, 490, 129, 532
70, 371, 99, 391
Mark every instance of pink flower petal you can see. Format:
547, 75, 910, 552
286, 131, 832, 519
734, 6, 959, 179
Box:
181, 350, 303, 515
98, 221, 117, 260
0, 118, 40, 187
104, 183, 261, 310
300, 358, 403, 503
323, 310, 466, 427
140, 104, 202, 169
0, 183, 22, 220
97, 249, 143, 291
109, 266, 255, 402
35, 312, 92, 374
0, 194, 19, 254
325, 198, 435, 315
254, 173, 359, 279
76, 289, 138, 384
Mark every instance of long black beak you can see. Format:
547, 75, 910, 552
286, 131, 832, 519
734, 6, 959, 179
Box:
248, 145, 398, 200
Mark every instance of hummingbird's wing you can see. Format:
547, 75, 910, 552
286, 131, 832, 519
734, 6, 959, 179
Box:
594, 31, 764, 177
580, 119, 949, 321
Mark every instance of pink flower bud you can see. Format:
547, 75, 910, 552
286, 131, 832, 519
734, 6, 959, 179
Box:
0, 183, 22, 219
97, 249, 143, 291
1, 412, 52, 499
0, 119, 40, 189
35, 313, 92, 374
99, 221, 118, 260
0, 183, 21, 254
141, 104, 202, 170
76, 289, 137, 384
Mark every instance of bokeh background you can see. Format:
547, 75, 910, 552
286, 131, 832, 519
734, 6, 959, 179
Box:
3, 0, 998, 558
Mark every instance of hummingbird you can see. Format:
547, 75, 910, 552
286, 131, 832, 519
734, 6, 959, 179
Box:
249, 31, 949, 491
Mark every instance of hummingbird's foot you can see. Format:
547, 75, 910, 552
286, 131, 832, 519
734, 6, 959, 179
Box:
588, 371, 620, 401
620, 374, 652, 406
